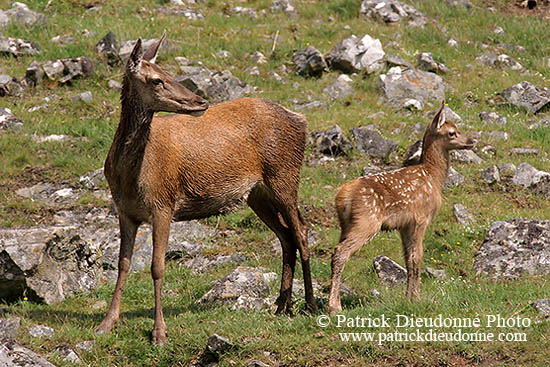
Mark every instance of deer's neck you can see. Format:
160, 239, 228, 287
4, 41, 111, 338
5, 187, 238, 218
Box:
420, 141, 450, 192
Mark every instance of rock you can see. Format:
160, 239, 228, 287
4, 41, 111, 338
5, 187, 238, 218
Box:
350, 126, 398, 160
379, 67, 445, 110
0, 226, 103, 304
481, 165, 501, 184
473, 219, 550, 279
156, 7, 204, 20
183, 254, 246, 273
325, 34, 385, 74
323, 78, 355, 100
71, 91, 93, 104
532, 175, 550, 200
206, 334, 233, 354
445, 167, 465, 189
1, 2, 47, 28
499, 81, 550, 114
439, 105, 462, 123
75, 340, 95, 353
292, 278, 323, 299
15, 183, 82, 207
197, 266, 270, 307
270, 0, 295, 14
230, 295, 272, 311
448, 39, 458, 47
403, 140, 422, 166
271, 228, 318, 255
423, 267, 447, 280
479, 111, 507, 125
373, 255, 407, 285
453, 203, 475, 226
476, 53, 523, 71
244, 65, 260, 76
0, 75, 25, 97
498, 163, 516, 177
310, 125, 352, 156
294, 100, 326, 111
403, 98, 423, 111
446, 0, 472, 8
118, 37, 176, 60
107, 79, 122, 90
95, 31, 119, 65
229, 7, 258, 18
0, 340, 56, 367
512, 162, 549, 188
292, 46, 327, 77
26, 57, 94, 85
452, 150, 483, 164
417, 52, 449, 74
248, 360, 270, 367
50, 34, 75, 45
533, 299, 550, 316
370, 288, 381, 298
0, 317, 21, 340
493, 26, 504, 35
215, 50, 231, 59
79, 168, 105, 189
510, 147, 539, 155
267, 71, 284, 83
54, 346, 80, 364
28, 325, 54, 338
31, 134, 87, 144
177, 67, 254, 103
0, 108, 23, 131
384, 53, 414, 69
0, 37, 39, 57
360, 0, 427, 27
250, 51, 267, 64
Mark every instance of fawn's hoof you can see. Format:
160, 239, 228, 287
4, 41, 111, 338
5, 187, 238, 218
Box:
94, 318, 117, 335
152, 328, 168, 345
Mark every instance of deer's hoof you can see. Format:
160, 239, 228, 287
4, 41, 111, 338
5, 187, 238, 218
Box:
94, 318, 117, 335
152, 329, 168, 345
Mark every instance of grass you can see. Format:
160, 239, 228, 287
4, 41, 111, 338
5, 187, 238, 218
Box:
1, 0, 549, 365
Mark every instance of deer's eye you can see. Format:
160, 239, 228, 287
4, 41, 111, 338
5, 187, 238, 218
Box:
449, 131, 457, 138
151, 78, 164, 86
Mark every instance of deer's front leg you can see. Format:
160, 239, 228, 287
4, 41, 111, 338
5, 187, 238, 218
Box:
95, 213, 139, 334
151, 208, 172, 345
401, 224, 427, 301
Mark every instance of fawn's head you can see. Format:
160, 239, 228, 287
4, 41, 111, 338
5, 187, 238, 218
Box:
124, 32, 209, 116
423, 102, 476, 152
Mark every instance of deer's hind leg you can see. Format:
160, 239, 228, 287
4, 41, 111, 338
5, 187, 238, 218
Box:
248, 186, 297, 314
95, 212, 139, 334
400, 223, 428, 301
328, 218, 381, 315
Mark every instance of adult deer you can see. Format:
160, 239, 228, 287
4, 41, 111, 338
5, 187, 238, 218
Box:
328, 103, 475, 314
95, 34, 317, 344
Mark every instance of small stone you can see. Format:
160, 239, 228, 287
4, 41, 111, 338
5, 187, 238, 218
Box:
533, 299, 550, 316
370, 288, 381, 298
244, 65, 260, 76
448, 39, 458, 47
55, 345, 81, 364
373, 255, 407, 286
107, 79, 122, 90
323, 79, 355, 100
215, 50, 232, 59
75, 340, 95, 352
310, 125, 352, 156
0, 317, 21, 340
445, 167, 465, 189
351, 126, 398, 161
206, 334, 234, 354
479, 111, 507, 125
417, 52, 449, 74
510, 147, 539, 156
453, 203, 476, 226
493, 26, 505, 35
71, 91, 93, 104
481, 165, 501, 184
424, 267, 447, 280
498, 163, 516, 177
512, 162, 549, 188
452, 150, 483, 164
28, 324, 55, 338
250, 51, 267, 64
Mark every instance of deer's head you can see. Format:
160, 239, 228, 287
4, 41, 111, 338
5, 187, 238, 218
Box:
125, 32, 208, 116
424, 102, 476, 152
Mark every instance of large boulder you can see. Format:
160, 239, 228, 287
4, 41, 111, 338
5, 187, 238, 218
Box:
360, 0, 427, 27
473, 219, 550, 279
499, 81, 550, 114
379, 67, 445, 110
325, 34, 385, 74
350, 126, 398, 160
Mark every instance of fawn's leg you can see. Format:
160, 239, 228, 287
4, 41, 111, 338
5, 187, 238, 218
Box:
400, 224, 427, 300
151, 208, 172, 345
95, 212, 139, 334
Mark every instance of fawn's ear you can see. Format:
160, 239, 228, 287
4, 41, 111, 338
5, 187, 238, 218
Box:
127, 38, 144, 73
142, 31, 166, 64
430, 101, 446, 131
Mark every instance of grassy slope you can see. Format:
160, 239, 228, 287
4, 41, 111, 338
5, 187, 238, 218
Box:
1, 0, 549, 365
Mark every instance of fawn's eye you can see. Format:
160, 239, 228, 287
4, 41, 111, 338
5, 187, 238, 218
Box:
449, 131, 457, 138
151, 78, 164, 86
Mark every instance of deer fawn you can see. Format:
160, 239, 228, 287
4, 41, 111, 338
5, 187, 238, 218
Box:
328, 103, 475, 314
95, 33, 317, 344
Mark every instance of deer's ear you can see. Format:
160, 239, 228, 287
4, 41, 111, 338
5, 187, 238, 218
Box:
431, 101, 446, 131
142, 31, 166, 64
127, 38, 144, 73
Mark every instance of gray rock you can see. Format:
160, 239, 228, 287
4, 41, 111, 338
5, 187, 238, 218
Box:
95, 32, 119, 65
177, 67, 254, 103
0, 75, 25, 97
403, 140, 423, 166
244, 65, 260, 76
75, 340, 95, 353
50, 34, 75, 45
452, 150, 483, 164
229, 7, 257, 18
453, 203, 475, 226
0, 108, 23, 131
1, 2, 47, 28
27, 57, 94, 85
499, 81, 550, 114
79, 168, 105, 189
417, 52, 449, 74
350, 126, 398, 160
310, 125, 352, 156
0, 226, 103, 304
54, 346, 80, 364
230, 295, 272, 311
207, 334, 233, 354
445, 167, 465, 189
446, 0, 472, 8
250, 51, 267, 64
118, 38, 177, 60
0, 318, 21, 340
423, 267, 447, 280
0, 340, 56, 367
0, 37, 39, 57
15, 183, 82, 207
510, 147, 539, 156
533, 299, 550, 316
156, 7, 204, 20
31, 134, 87, 144
481, 165, 501, 184
323, 79, 355, 100
473, 219, 550, 279
380, 67, 445, 110
373, 255, 407, 285
512, 162, 549, 188
71, 91, 93, 104
107, 79, 122, 90
370, 288, 381, 298
442, 105, 462, 123
325, 34, 385, 74
532, 175, 550, 200
498, 163, 516, 177
28, 325, 54, 338
183, 254, 246, 273
476, 53, 523, 71
360, 0, 427, 27
197, 266, 270, 306
267, 71, 284, 83
292, 46, 327, 77
384, 53, 414, 69
294, 100, 326, 110
479, 111, 507, 125
270, 0, 295, 14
